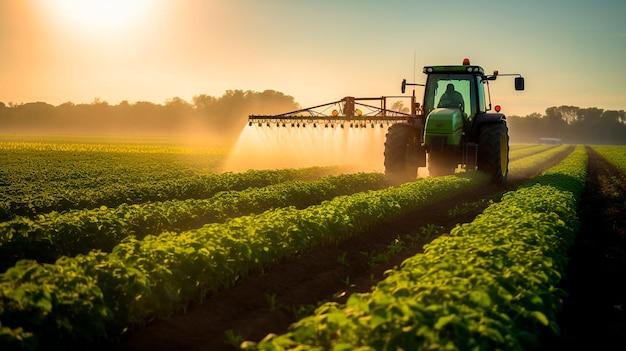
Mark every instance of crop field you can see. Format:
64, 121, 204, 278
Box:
0, 137, 625, 351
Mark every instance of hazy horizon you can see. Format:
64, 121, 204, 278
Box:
1, 0, 625, 118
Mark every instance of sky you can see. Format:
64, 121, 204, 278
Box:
1, 0, 625, 117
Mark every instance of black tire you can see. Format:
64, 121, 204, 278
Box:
384, 123, 420, 183
428, 151, 457, 177
477, 122, 509, 183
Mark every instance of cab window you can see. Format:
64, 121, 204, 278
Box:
477, 76, 487, 113
426, 74, 474, 118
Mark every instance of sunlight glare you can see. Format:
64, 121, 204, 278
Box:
221, 125, 389, 174
41, 0, 153, 34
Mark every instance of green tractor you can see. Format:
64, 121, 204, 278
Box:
384, 58, 525, 183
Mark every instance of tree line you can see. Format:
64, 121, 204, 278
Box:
383, 102, 625, 145
0, 90, 299, 143
507, 106, 626, 144
1, 91, 624, 144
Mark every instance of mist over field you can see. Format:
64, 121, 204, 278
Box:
2, 91, 625, 148
0, 90, 299, 145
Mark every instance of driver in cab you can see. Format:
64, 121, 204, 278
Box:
438, 83, 464, 111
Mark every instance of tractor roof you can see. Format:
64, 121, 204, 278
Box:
423, 65, 485, 75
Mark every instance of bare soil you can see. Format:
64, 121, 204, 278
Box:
540, 146, 626, 350
111, 146, 623, 350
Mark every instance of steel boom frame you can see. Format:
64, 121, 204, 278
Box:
248, 96, 415, 127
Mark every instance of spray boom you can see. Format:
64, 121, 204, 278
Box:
248, 96, 416, 128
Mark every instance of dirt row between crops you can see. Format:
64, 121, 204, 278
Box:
539, 146, 626, 350
114, 147, 573, 351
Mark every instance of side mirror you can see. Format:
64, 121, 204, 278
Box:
514, 77, 525, 91
401, 79, 406, 94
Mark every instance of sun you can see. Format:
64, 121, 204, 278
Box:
40, 0, 154, 35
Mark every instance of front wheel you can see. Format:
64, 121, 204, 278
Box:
477, 122, 509, 183
384, 123, 420, 183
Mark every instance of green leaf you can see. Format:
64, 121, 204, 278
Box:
468, 290, 492, 307
34, 296, 53, 313
531, 311, 549, 326
434, 314, 456, 330
333, 343, 355, 351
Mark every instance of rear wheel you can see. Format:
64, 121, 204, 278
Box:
384, 123, 420, 183
477, 122, 509, 183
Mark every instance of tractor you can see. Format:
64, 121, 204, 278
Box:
247, 58, 524, 183
386, 58, 525, 183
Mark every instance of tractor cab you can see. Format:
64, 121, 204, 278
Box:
423, 65, 484, 120
388, 58, 525, 183
421, 61, 489, 149
419, 58, 524, 152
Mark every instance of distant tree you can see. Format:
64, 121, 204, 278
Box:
507, 106, 626, 144
390, 101, 409, 114
507, 113, 543, 143
598, 110, 624, 144
570, 107, 602, 143
192, 94, 217, 111
197, 89, 299, 133
619, 110, 626, 125
10, 102, 57, 133
559, 106, 580, 125
543, 107, 568, 139
165, 97, 192, 110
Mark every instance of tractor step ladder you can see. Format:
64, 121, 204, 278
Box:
463, 142, 478, 170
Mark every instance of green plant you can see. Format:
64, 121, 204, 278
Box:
337, 251, 350, 269
360, 250, 378, 269
386, 237, 406, 256
369, 273, 377, 285
224, 329, 245, 349
418, 223, 445, 242
291, 304, 318, 320
264, 293, 278, 312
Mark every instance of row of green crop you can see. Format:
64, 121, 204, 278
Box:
0, 143, 566, 266
0, 165, 343, 222
0, 141, 536, 221
0, 171, 491, 350
245, 145, 588, 350
509, 143, 536, 150
509, 144, 559, 161
0, 143, 224, 216
0, 139, 231, 154
590, 145, 626, 174
0, 172, 390, 271
0, 143, 571, 271
508, 144, 571, 175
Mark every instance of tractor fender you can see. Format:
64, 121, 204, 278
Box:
470, 113, 506, 140
474, 112, 506, 125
